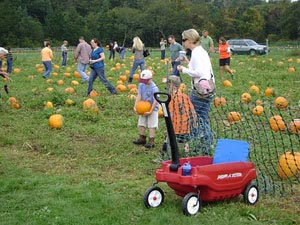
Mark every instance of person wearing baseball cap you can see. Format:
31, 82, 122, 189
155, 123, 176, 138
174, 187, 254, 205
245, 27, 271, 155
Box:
133, 70, 159, 148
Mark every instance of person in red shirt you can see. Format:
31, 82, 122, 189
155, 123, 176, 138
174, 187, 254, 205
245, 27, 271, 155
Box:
218, 37, 234, 80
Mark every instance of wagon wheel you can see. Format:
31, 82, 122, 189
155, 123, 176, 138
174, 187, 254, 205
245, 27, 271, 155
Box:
182, 192, 201, 216
244, 184, 259, 205
144, 186, 164, 208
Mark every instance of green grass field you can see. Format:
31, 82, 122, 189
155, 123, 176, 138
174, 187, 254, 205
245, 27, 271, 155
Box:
0, 48, 299, 224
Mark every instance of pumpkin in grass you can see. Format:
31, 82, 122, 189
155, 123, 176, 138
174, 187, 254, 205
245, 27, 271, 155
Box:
46, 87, 54, 92
127, 83, 137, 90
119, 75, 127, 82
71, 80, 79, 86
48, 114, 63, 129
289, 119, 300, 135
252, 105, 264, 116
133, 73, 140, 80
116, 84, 127, 92
135, 101, 151, 115
65, 99, 74, 106
288, 67, 295, 73
37, 67, 44, 73
223, 80, 232, 87
264, 87, 274, 97
241, 93, 251, 103
277, 151, 300, 179
74, 71, 81, 78
249, 85, 260, 94
82, 98, 99, 113
130, 87, 138, 94
274, 97, 288, 109
10, 102, 21, 109
45, 101, 54, 109
57, 80, 64, 86
64, 87, 75, 94
89, 90, 98, 97
214, 97, 226, 107
227, 111, 241, 123
269, 115, 286, 132
8, 97, 17, 104
13, 68, 21, 73
64, 72, 71, 78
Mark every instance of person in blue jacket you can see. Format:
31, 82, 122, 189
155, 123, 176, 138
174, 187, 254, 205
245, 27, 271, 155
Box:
88, 38, 116, 96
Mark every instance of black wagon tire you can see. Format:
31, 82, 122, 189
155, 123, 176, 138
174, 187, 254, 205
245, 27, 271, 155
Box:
182, 193, 201, 216
144, 186, 164, 208
244, 184, 259, 205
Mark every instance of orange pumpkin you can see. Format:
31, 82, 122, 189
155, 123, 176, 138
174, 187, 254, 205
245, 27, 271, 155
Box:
52, 72, 58, 77
66, 67, 72, 72
74, 71, 81, 78
264, 87, 274, 97
277, 151, 300, 179
214, 97, 226, 107
57, 80, 64, 86
127, 84, 137, 90
116, 84, 127, 92
65, 99, 74, 106
37, 68, 44, 73
269, 115, 286, 132
82, 98, 99, 113
290, 119, 300, 135
8, 97, 17, 104
227, 111, 241, 123
274, 97, 288, 109
45, 101, 54, 109
288, 67, 295, 73
223, 80, 232, 87
119, 75, 127, 82
64, 87, 75, 94
48, 114, 63, 129
46, 87, 54, 92
130, 87, 138, 94
64, 72, 71, 78
241, 93, 251, 103
133, 74, 140, 80
53, 64, 60, 70
13, 68, 21, 74
135, 101, 151, 115
252, 105, 264, 116
249, 85, 260, 94
125, 70, 130, 75
71, 80, 79, 86
89, 90, 98, 97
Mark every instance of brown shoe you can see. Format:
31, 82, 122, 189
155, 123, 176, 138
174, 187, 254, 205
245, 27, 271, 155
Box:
133, 135, 146, 145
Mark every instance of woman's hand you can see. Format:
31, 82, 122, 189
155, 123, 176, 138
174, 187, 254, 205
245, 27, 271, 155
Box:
177, 65, 183, 72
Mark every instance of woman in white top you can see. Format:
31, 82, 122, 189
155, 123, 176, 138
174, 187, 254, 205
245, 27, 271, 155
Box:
177, 28, 215, 155
61, 40, 68, 66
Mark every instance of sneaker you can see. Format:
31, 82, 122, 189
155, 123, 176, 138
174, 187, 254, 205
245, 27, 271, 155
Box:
144, 143, 155, 148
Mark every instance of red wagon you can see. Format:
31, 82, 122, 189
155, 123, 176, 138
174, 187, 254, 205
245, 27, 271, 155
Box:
144, 92, 259, 216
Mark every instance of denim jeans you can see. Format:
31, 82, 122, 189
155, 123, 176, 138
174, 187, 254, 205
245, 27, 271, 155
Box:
190, 90, 213, 151
109, 50, 115, 60
42, 61, 52, 78
171, 61, 182, 81
129, 58, 145, 78
61, 52, 67, 66
161, 50, 165, 59
7, 59, 12, 73
119, 48, 126, 60
87, 66, 116, 95
77, 62, 89, 81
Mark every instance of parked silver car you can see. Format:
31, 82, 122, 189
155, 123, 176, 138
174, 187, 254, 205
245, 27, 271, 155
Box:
227, 39, 269, 56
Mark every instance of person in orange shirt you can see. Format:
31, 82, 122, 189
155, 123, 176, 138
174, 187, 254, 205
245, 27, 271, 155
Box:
218, 37, 234, 80
41, 42, 53, 79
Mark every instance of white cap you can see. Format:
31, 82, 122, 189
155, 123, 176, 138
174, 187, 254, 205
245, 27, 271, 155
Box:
0, 47, 8, 55
139, 70, 153, 84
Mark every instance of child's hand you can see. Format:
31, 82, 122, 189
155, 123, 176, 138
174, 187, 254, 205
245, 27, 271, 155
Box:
143, 111, 152, 116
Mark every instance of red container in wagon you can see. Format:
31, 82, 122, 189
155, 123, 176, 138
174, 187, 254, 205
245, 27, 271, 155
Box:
144, 92, 259, 216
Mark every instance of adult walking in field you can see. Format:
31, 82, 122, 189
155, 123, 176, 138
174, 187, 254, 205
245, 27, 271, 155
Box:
200, 30, 215, 55
218, 37, 234, 80
168, 35, 184, 80
74, 36, 92, 82
127, 36, 146, 84
6, 47, 13, 74
61, 40, 68, 67
41, 42, 53, 79
177, 29, 216, 155
87, 38, 116, 96
159, 38, 167, 60
0, 47, 10, 80
108, 41, 115, 60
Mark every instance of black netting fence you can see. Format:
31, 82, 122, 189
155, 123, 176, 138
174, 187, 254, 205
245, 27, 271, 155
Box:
161, 95, 300, 196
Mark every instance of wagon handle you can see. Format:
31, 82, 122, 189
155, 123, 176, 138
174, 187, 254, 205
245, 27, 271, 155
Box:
154, 92, 180, 171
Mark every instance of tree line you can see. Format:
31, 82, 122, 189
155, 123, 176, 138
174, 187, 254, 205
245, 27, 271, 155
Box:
0, 0, 299, 48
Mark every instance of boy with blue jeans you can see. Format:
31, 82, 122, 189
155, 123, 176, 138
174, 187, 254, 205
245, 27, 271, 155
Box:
133, 70, 159, 148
